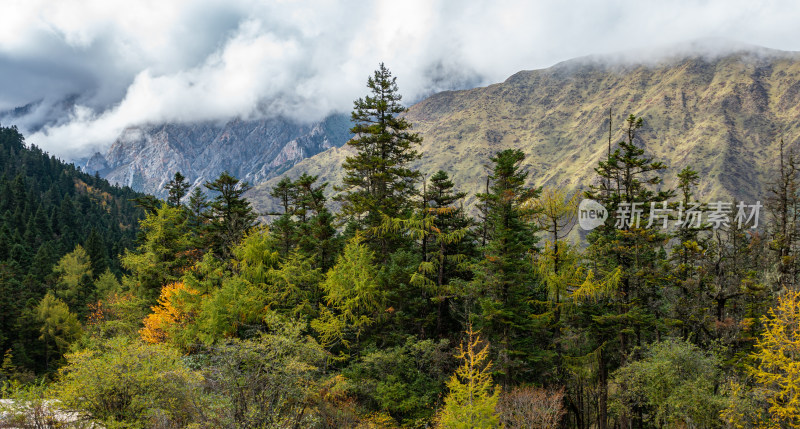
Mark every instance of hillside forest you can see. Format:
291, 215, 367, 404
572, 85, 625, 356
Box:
2, 64, 800, 428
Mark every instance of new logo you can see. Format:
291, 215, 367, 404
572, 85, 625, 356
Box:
578, 199, 608, 231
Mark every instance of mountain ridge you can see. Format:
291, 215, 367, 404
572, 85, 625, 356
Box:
84, 114, 353, 197
248, 47, 800, 214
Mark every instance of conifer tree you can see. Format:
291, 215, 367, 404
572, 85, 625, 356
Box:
311, 238, 384, 357
531, 188, 587, 381
751, 290, 800, 425
204, 171, 258, 259
583, 114, 675, 428
121, 204, 192, 303
766, 139, 800, 290
423, 171, 476, 335
85, 228, 108, 278
187, 187, 209, 231
0, 348, 16, 382
269, 177, 297, 256
293, 174, 338, 270
36, 293, 82, 371
165, 171, 190, 207
336, 63, 422, 257
53, 245, 94, 316
436, 326, 500, 428
472, 149, 543, 387
667, 166, 711, 340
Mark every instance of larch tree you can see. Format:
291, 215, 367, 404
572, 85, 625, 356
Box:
436, 325, 500, 429
36, 293, 82, 371
751, 289, 800, 426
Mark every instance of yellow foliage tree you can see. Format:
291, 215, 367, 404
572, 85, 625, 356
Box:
311, 237, 384, 358
436, 326, 500, 428
141, 282, 199, 344
530, 188, 620, 306
751, 289, 800, 427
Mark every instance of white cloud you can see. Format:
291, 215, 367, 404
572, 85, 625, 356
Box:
0, 0, 799, 158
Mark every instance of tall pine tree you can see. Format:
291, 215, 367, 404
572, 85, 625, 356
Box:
204, 171, 258, 259
472, 149, 544, 388
165, 171, 190, 207
335, 63, 422, 258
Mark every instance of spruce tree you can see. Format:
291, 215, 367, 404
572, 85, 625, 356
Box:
165, 171, 190, 207
187, 187, 209, 230
293, 174, 338, 270
472, 149, 543, 387
423, 171, 476, 335
269, 177, 297, 256
583, 114, 674, 428
85, 228, 108, 278
766, 139, 800, 290
335, 63, 422, 257
204, 171, 258, 259
668, 165, 711, 341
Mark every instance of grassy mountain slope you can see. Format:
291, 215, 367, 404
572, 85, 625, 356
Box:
249, 47, 800, 212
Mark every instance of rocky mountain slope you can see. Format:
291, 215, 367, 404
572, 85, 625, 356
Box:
85, 114, 352, 197
249, 46, 800, 214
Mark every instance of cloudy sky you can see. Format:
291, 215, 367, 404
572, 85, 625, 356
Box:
2, 0, 800, 159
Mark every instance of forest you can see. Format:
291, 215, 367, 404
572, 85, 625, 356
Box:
1, 64, 799, 428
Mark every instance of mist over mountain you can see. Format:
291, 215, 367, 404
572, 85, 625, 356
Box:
249, 46, 800, 213
5, 2, 800, 423
3, 41, 796, 211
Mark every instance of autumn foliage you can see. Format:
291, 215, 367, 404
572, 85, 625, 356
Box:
751, 290, 800, 426
141, 282, 199, 344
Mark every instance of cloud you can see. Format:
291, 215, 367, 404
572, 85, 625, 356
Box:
1, 0, 800, 158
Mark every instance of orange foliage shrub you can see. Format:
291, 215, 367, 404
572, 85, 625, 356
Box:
140, 282, 199, 344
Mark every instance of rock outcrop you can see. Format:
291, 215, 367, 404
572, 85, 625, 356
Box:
85, 114, 352, 197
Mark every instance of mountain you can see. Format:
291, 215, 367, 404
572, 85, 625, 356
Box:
85, 114, 353, 197
0, 95, 81, 134
249, 45, 800, 214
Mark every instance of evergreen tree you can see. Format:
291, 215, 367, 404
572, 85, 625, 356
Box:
293, 174, 339, 270
204, 171, 258, 259
335, 63, 422, 257
269, 177, 297, 256
766, 139, 800, 290
423, 171, 476, 336
85, 228, 108, 278
165, 171, 190, 207
583, 114, 675, 428
471, 149, 543, 387
187, 187, 209, 231
667, 166, 712, 341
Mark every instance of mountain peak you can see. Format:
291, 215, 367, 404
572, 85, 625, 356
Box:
250, 47, 800, 214
549, 38, 798, 72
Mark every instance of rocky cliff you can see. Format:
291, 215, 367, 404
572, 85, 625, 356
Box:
85, 114, 352, 197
